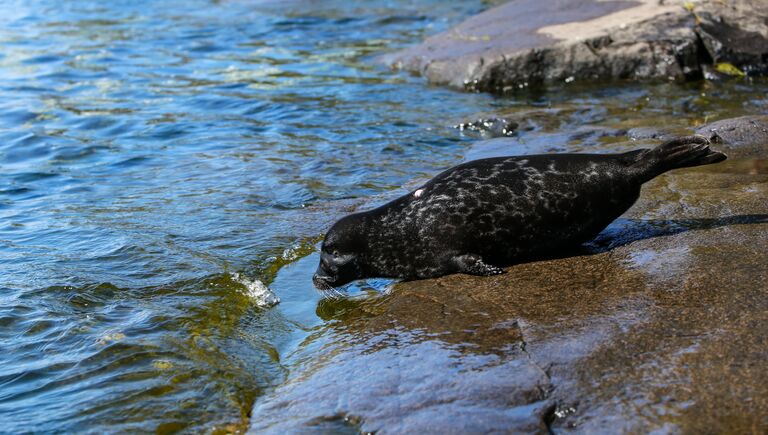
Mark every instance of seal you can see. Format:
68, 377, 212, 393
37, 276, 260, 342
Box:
313, 135, 726, 289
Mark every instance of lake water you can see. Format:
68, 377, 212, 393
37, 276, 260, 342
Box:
0, 0, 766, 432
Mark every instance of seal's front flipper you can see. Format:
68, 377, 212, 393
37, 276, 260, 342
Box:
453, 254, 505, 276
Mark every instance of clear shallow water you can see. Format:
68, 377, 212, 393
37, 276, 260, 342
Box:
0, 0, 766, 432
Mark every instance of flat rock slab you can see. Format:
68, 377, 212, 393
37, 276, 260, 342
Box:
250, 120, 768, 433
380, 0, 768, 92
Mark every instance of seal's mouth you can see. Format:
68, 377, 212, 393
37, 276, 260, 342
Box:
312, 272, 334, 290
312, 272, 348, 299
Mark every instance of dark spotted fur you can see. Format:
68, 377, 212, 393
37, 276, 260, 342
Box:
313, 135, 726, 289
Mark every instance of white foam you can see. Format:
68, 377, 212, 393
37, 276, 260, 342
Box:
232, 273, 280, 308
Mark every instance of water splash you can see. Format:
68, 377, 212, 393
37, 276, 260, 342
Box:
232, 273, 280, 308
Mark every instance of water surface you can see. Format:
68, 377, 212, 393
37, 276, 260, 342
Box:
0, 0, 766, 432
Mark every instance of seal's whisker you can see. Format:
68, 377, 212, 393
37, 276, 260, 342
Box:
313, 279, 346, 299
320, 287, 344, 300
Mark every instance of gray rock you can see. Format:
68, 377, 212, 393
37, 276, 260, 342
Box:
695, 115, 768, 157
380, 0, 768, 92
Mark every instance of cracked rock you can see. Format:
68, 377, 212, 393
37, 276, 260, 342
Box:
379, 0, 768, 93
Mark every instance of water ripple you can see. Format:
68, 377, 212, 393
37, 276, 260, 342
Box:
0, 0, 766, 432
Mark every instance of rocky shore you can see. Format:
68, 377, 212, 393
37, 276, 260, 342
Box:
381, 0, 768, 92
249, 117, 767, 433
248, 1, 768, 432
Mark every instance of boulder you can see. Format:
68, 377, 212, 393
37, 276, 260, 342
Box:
380, 0, 768, 93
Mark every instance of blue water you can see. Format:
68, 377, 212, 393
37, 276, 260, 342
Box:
1, 0, 766, 432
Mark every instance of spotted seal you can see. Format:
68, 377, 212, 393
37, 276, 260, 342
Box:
313, 135, 726, 289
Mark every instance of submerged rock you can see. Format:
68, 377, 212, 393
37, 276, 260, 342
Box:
626, 126, 677, 141
462, 114, 768, 160
380, 0, 768, 92
454, 117, 518, 138
463, 125, 628, 161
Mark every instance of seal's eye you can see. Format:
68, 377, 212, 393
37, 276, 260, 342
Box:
332, 250, 339, 257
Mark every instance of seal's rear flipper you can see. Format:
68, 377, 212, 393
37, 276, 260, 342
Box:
631, 135, 727, 182
452, 254, 505, 276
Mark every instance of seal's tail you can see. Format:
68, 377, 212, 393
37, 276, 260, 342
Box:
630, 135, 727, 183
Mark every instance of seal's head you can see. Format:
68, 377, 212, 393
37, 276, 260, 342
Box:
313, 214, 367, 290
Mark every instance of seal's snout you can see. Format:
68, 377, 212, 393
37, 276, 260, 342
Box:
312, 269, 334, 290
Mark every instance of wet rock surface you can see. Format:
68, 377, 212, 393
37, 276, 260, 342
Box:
463, 125, 629, 161
380, 0, 768, 92
249, 116, 768, 433
626, 126, 678, 141
696, 115, 768, 157
454, 117, 519, 138
463, 113, 768, 161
